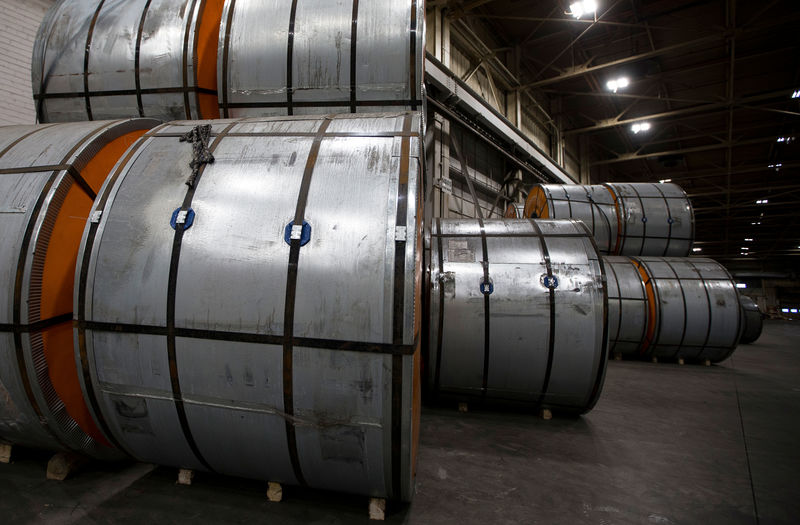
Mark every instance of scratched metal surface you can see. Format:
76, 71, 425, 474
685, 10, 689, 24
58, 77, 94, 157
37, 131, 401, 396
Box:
0, 120, 156, 458
33, 0, 207, 122
604, 255, 650, 356
76, 112, 421, 500
633, 256, 741, 362
427, 218, 608, 413
218, 0, 425, 117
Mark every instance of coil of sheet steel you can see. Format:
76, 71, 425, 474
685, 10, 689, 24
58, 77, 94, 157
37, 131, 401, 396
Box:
33, 0, 226, 122
74, 112, 422, 501
525, 183, 694, 257
503, 203, 525, 218
426, 218, 608, 414
604, 256, 742, 363
33, 0, 425, 123
739, 294, 764, 344
0, 119, 158, 458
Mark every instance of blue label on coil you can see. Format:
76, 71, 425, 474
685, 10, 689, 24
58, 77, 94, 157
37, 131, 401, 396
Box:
642, 216, 648, 223
668, 217, 674, 224
480, 279, 494, 295
541, 275, 559, 289
170, 208, 195, 230
284, 220, 312, 247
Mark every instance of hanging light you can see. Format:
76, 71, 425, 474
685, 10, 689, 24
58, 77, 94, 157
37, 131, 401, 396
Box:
569, 0, 598, 19
631, 122, 651, 134
606, 77, 629, 92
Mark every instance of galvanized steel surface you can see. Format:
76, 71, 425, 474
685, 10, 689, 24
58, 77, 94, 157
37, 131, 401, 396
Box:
75, 112, 422, 500
526, 184, 618, 254
427, 218, 608, 412
526, 183, 694, 257
739, 295, 763, 344
604, 256, 649, 356
218, 0, 425, 117
623, 257, 741, 362
606, 183, 694, 257
33, 0, 216, 122
0, 120, 156, 458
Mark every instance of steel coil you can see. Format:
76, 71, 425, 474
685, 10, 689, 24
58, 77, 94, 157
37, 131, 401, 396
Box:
33, 0, 225, 123
525, 183, 694, 257
427, 218, 608, 413
739, 295, 763, 344
218, 0, 425, 118
0, 119, 157, 457
75, 112, 422, 501
604, 256, 741, 362
503, 203, 524, 218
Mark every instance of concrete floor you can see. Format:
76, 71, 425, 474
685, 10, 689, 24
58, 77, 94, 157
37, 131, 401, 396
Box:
1, 321, 797, 524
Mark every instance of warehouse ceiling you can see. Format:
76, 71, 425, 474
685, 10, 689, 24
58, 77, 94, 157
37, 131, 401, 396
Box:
445, 0, 800, 273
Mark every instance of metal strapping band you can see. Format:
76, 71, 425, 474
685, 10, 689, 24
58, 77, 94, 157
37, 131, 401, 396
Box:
627, 184, 648, 256
433, 218, 445, 394
0, 313, 73, 334
685, 260, 715, 358
83, 0, 107, 120
34, 87, 218, 100
166, 122, 235, 472
219, 99, 422, 110
528, 219, 556, 407
286, 0, 299, 115
449, 134, 492, 397
220, 0, 237, 117
662, 260, 691, 358
350, 0, 359, 113
181, 0, 201, 119
652, 183, 674, 256
390, 113, 413, 499
409, 0, 418, 111
135, 0, 154, 117
282, 116, 333, 486
77, 125, 167, 454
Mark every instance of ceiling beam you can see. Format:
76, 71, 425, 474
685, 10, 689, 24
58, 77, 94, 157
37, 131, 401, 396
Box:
590, 136, 775, 165
566, 90, 790, 135
519, 35, 721, 90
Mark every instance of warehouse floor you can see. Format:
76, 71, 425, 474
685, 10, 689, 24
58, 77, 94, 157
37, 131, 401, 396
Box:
1, 321, 797, 525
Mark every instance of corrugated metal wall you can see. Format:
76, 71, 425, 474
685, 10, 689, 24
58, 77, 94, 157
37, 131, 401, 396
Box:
0, 0, 54, 126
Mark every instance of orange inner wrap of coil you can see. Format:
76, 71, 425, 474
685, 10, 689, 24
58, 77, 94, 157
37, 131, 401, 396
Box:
196, 0, 225, 119
631, 259, 658, 354
523, 185, 550, 219
40, 129, 147, 447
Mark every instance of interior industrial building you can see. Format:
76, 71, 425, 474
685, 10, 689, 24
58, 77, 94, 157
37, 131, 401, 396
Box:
0, 1, 798, 524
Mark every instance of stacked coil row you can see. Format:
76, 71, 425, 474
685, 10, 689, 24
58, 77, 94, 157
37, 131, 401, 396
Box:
33, 0, 425, 123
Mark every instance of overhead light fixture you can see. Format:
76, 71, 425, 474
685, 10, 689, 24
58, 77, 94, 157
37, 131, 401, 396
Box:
658, 178, 672, 184
569, 0, 598, 19
783, 308, 790, 313
755, 199, 769, 204
631, 122, 651, 134
768, 163, 783, 169
741, 247, 749, 251
744, 238, 753, 242
736, 283, 747, 289
606, 77, 629, 93
692, 247, 702, 252
792, 89, 800, 98
776, 137, 794, 143
793, 309, 799, 314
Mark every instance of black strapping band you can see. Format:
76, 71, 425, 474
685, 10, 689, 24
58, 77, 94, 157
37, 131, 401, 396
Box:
409, 0, 418, 111
181, 0, 200, 119
350, 0, 359, 113
135, 0, 154, 117
286, 0, 299, 115
166, 123, 235, 473
282, 116, 333, 486
83, 0, 107, 120
528, 219, 556, 407
433, 218, 445, 394
0, 313, 73, 334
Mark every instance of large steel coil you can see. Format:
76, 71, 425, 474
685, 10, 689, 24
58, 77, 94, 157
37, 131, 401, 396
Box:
218, 0, 425, 118
426, 218, 608, 413
0, 119, 157, 457
75, 113, 422, 501
739, 295, 763, 344
525, 183, 694, 257
33, 0, 424, 123
33, 0, 225, 123
604, 256, 741, 362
